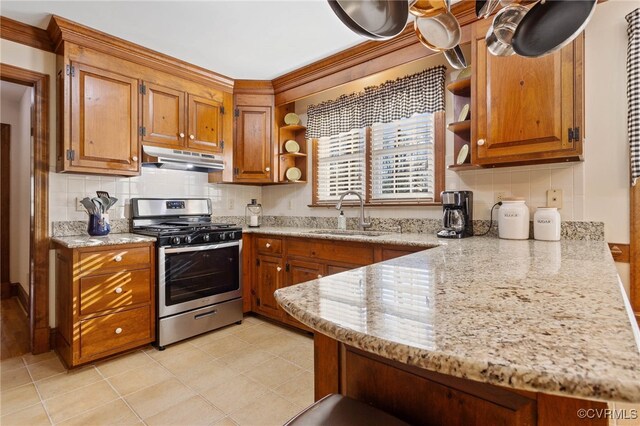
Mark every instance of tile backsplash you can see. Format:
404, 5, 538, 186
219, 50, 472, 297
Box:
48, 167, 261, 225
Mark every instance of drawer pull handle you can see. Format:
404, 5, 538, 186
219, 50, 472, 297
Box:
477, 138, 486, 146
277, 266, 282, 272
114, 287, 123, 294
318, 274, 323, 279
114, 255, 123, 262
195, 310, 217, 320
265, 243, 271, 248
189, 134, 195, 140
115, 327, 123, 335
179, 132, 185, 138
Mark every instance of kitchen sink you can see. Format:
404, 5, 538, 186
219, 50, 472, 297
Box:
309, 229, 388, 237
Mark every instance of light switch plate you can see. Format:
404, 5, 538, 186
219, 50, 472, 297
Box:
76, 197, 85, 212
546, 189, 563, 208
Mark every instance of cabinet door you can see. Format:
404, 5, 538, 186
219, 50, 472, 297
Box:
142, 82, 185, 148
187, 94, 223, 153
70, 62, 139, 174
234, 106, 272, 182
254, 255, 283, 319
287, 259, 324, 286
473, 20, 581, 165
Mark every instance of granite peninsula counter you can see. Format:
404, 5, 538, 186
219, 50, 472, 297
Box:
275, 237, 640, 424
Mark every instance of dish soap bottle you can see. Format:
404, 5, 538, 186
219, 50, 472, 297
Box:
337, 210, 346, 230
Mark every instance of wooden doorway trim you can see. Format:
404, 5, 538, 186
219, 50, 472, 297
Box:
1, 124, 10, 299
0, 63, 50, 354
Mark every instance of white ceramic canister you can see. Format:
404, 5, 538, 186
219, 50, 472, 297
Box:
498, 199, 530, 240
533, 207, 561, 241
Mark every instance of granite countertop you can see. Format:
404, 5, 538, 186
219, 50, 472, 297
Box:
242, 226, 442, 248
52, 233, 156, 248
274, 237, 640, 403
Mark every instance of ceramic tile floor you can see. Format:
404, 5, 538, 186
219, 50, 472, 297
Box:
0, 316, 314, 426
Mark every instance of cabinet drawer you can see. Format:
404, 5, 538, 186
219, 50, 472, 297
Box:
79, 306, 151, 359
79, 246, 150, 275
287, 239, 374, 265
256, 237, 283, 255
80, 269, 151, 316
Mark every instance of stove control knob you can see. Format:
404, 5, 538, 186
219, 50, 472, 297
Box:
184, 235, 192, 244
171, 236, 181, 245
203, 234, 211, 242
219, 233, 226, 241
227, 231, 236, 240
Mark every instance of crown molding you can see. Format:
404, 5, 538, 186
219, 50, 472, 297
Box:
234, 80, 274, 95
47, 15, 234, 91
0, 16, 54, 52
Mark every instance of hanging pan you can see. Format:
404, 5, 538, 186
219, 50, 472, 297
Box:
475, 0, 500, 19
327, 0, 409, 40
512, 0, 597, 58
410, 0, 450, 18
414, 11, 461, 52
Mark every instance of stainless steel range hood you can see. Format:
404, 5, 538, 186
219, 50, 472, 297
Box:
142, 145, 224, 173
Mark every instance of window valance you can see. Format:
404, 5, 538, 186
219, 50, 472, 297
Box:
306, 65, 446, 139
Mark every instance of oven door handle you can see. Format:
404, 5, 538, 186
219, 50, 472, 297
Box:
163, 241, 240, 254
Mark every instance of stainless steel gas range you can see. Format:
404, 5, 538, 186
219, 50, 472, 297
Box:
131, 198, 242, 349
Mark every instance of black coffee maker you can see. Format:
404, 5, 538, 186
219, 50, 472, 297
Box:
437, 191, 473, 238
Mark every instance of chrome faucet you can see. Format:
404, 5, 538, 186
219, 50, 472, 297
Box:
336, 191, 371, 231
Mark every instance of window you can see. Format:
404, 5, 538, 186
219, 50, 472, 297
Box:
313, 112, 442, 205
316, 128, 366, 202
370, 113, 435, 201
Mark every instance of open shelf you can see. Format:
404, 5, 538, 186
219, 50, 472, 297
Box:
447, 120, 471, 133
279, 152, 307, 158
280, 124, 306, 132
446, 77, 471, 96
448, 163, 482, 171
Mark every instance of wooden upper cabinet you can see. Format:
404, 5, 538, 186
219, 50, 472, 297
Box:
234, 105, 273, 182
187, 94, 223, 153
472, 19, 583, 166
68, 62, 140, 175
142, 82, 185, 148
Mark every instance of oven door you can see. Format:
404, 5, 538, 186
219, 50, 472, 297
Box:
158, 241, 242, 317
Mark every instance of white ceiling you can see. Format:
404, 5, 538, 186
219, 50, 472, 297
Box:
0, 1, 367, 79
0, 81, 30, 103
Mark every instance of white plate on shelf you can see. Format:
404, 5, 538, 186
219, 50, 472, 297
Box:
286, 167, 302, 181
284, 113, 300, 125
456, 144, 469, 165
458, 103, 470, 122
284, 140, 300, 153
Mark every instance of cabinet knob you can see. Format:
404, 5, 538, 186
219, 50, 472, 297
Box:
132, 156, 138, 162
277, 266, 282, 272
114, 255, 123, 262
318, 274, 323, 279
114, 287, 123, 294
265, 243, 271, 248
189, 134, 195, 140
115, 327, 123, 334
477, 139, 486, 146
179, 132, 185, 138
265, 167, 271, 172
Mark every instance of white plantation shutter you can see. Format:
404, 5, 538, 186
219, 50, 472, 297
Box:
316, 128, 366, 202
370, 113, 435, 201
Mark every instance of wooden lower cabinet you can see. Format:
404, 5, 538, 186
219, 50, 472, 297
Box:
315, 334, 607, 426
54, 242, 155, 367
246, 234, 423, 330
254, 255, 285, 319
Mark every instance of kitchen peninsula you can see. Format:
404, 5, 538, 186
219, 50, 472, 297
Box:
275, 238, 640, 425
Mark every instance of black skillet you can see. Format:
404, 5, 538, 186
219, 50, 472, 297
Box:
512, 0, 597, 58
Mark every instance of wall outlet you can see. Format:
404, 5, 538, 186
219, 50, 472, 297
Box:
494, 191, 509, 203
227, 198, 234, 210
76, 197, 85, 212
547, 189, 563, 208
